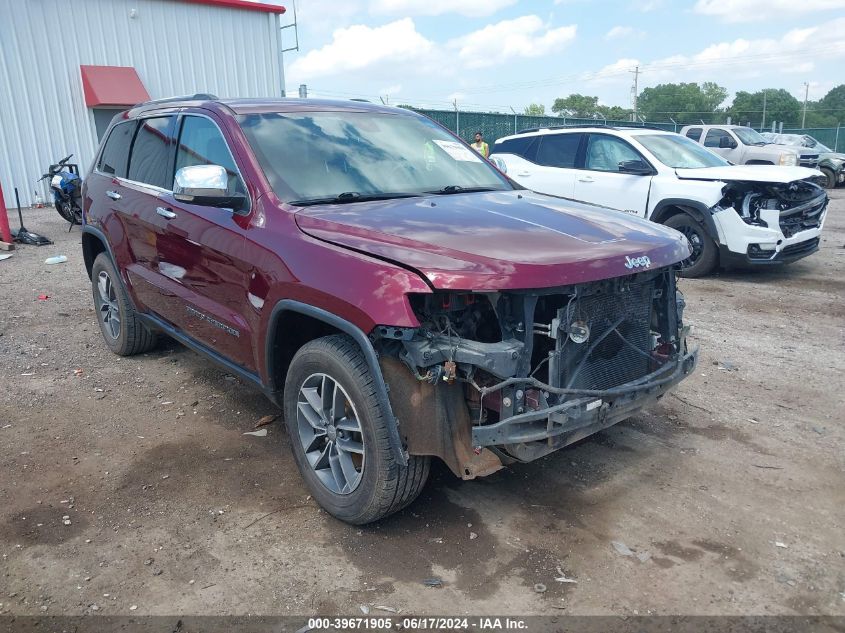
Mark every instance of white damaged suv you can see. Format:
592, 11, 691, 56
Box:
490, 126, 828, 277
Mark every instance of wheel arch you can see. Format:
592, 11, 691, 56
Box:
266, 300, 407, 466
81, 227, 109, 280
651, 199, 721, 244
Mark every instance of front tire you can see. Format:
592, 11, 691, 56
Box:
91, 253, 157, 356
284, 335, 430, 524
820, 167, 836, 189
665, 213, 718, 278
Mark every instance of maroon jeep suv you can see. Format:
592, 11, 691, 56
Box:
82, 96, 698, 524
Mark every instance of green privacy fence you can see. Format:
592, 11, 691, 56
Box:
780, 127, 842, 151
406, 107, 842, 152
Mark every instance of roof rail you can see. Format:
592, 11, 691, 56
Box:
515, 123, 612, 134
134, 93, 219, 107
514, 123, 674, 135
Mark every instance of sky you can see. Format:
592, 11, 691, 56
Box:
262, 0, 845, 114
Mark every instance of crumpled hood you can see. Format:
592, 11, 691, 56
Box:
675, 165, 821, 183
294, 191, 690, 290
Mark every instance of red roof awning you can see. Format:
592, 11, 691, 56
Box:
180, 0, 285, 13
80, 65, 150, 107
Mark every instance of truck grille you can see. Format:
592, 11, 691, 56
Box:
558, 281, 654, 391
779, 193, 827, 238
798, 154, 819, 168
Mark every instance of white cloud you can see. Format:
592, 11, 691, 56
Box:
694, 0, 845, 22
379, 84, 403, 96
288, 19, 434, 81
449, 16, 577, 69
370, 0, 516, 17
590, 17, 845, 90
604, 25, 644, 40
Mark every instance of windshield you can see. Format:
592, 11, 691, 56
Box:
238, 111, 511, 204
637, 134, 729, 168
733, 127, 767, 146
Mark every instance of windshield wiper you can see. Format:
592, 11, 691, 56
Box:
289, 191, 420, 206
425, 185, 501, 195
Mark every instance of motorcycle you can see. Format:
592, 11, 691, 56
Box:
39, 154, 83, 227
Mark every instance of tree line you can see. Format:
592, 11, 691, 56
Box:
522, 83, 845, 128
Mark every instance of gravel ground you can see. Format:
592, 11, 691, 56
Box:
0, 193, 843, 617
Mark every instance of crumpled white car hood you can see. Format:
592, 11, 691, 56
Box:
675, 165, 821, 183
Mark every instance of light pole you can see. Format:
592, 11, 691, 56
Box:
801, 82, 809, 128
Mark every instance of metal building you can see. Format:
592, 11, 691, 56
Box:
0, 0, 286, 207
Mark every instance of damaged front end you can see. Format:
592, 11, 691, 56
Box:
713, 179, 828, 263
373, 267, 698, 478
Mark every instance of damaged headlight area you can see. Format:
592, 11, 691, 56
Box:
718, 179, 828, 237
372, 267, 697, 470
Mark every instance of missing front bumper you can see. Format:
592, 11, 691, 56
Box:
471, 347, 699, 462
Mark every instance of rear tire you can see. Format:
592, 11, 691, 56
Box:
665, 213, 718, 278
284, 334, 430, 524
91, 253, 157, 356
820, 167, 836, 189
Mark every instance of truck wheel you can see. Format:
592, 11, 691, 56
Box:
820, 167, 836, 189
284, 335, 430, 524
665, 213, 718, 278
91, 253, 157, 356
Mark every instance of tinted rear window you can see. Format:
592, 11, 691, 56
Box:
128, 117, 176, 189
534, 133, 582, 168
98, 121, 135, 177
684, 127, 702, 141
492, 136, 538, 159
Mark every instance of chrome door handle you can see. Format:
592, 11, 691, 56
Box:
156, 206, 177, 219
577, 176, 594, 183
106, 190, 121, 200
516, 171, 531, 177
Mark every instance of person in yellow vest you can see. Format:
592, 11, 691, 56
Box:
471, 131, 489, 158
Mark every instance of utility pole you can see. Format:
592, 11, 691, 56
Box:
629, 65, 640, 122
801, 82, 809, 128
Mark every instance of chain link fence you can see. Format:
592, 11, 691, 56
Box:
406, 107, 842, 152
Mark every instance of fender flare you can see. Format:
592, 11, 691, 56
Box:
81, 225, 138, 310
266, 300, 408, 466
651, 198, 721, 243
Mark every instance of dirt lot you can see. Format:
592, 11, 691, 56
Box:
1, 193, 843, 618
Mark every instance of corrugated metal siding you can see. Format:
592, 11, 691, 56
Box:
0, 0, 282, 207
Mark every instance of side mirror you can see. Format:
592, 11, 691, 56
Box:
174, 164, 245, 210
618, 159, 652, 175
719, 136, 736, 149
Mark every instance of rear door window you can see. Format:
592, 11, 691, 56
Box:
534, 133, 582, 168
175, 116, 246, 196
492, 136, 539, 161
127, 117, 176, 189
684, 127, 702, 142
98, 121, 136, 178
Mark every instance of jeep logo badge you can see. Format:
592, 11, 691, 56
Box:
624, 255, 651, 269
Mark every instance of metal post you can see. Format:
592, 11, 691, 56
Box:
835, 124, 841, 152
454, 99, 459, 137
510, 107, 517, 134
298, 84, 307, 98
669, 116, 677, 132
761, 90, 767, 131
801, 82, 809, 128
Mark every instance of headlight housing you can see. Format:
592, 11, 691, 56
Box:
779, 152, 797, 166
